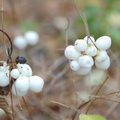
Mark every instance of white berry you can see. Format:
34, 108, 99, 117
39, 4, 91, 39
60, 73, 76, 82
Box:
95, 36, 111, 50
14, 35, 27, 49
10, 69, 20, 79
0, 71, 9, 87
84, 36, 95, 46
96, 50, 107, 62
85, 46, 97, 56
78, 55, 94, 68
76, 67, 91, 75
70, 60, 80, 71
29, 76, 44, 92
95, 55, 110, 70
14, 76, 29, 92
17, 63, 32, 77
12, 83, 28, 97
74, 39, 87, 51
64, 45, 81, 60
24, 31, 39, 45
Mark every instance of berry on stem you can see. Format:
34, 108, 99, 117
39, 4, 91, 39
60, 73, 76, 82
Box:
74, 39, 87, 51
64, 45, 81, 60
29, 76, 44, 92
95, 36, 111, 50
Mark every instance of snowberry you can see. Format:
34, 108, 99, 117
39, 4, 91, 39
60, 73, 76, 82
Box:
14, 35, 27, 49
78, 55, 94, 68
17, 63, 32, 77
14, 76, 29, 92
95, 55, 110, 70
53, 16, 68, 30
84, 36, 95, 46
95, 36, 111, 50
24, 31, 39, 45
64, 45, 81, 60
95, 50, 107, 62
84, 69, 107, 86
76, 67, 91, 75
74, 39, 87, 51
12, 84, 28, 97
0, 62, 9, 74
11, 69, 20, 79
85, 46, 97, 56
0, 71, 9, 87
70, 60, 80, 71
29, 76, 44, 92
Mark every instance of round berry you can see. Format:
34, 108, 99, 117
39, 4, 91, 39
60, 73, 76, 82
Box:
0, 71, 9, 87
78, 55, 94, 68
11, 69, 20, 79
70, 60, 80, 71
85, 46, 97, 56
95, 36, 111, 50
14, 76, 29, 92
24, 31, 39, 45
14, 35, 27, 49
29, 76, 44, 92
95, 55, 110, 70
17, 63, 32, 77
76, 67, 91, 75
74, 39, 87, 51
16, 56, 27, 64
12, 83, 28, 97
95, 50, 107, 62
64, 45, 81, 60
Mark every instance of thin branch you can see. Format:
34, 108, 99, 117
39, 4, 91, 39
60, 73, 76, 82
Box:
22, 97, 33, 120
50, 100, 80, 111
85, 66, 120, 114
0, 29, 13, 56
72, 0, 90, 36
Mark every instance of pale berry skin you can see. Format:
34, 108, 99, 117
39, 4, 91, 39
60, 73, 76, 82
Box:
95, 36, 111, 50
84, 36, 95, 46
95, 55, 110, 70
0, 71, 9, 87
64, 45, 81, 60
14, 36, 27, 49
70, 60, 80, 71
78, 55, 94, 68
53, 16, 68, 30
10, 69, 20, 79
29, 76, 44, 92
85, 46, 98, 56
74, 39, 87, 51
17, 63, 32, 77
24, 31, 39, 45
76, 67, 91, 75
14, 76, 29, 92
95, 50, 107, 63
12, 84, 28, 97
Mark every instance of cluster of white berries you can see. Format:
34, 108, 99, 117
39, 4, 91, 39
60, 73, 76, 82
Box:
64, 36, 111, 75
0, 56, 44, 97
0, 62, 10, 87
14, 31, 39, 50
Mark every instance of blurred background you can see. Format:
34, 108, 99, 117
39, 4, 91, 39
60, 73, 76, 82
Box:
0, 0, 120, 120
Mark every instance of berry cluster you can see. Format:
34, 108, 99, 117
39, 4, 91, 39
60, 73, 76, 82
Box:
14, 31, 39, 50
64, 36, 111, 75
0, 56, 44, 97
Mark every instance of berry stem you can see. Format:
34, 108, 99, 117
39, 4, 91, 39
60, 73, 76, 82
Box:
85, 66, 120, 114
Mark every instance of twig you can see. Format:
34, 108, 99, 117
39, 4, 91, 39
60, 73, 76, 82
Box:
22, 97, 33, 120
85, 66, 120, 114
50, 100, 80, 111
